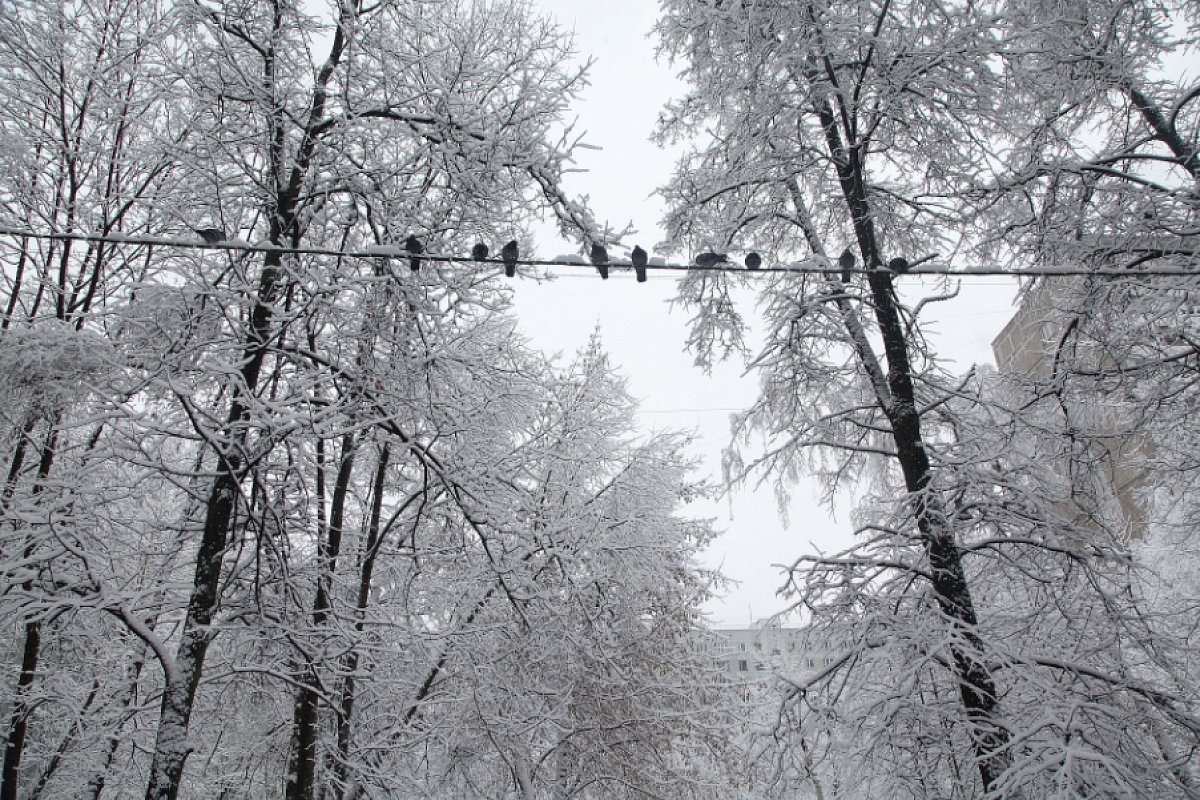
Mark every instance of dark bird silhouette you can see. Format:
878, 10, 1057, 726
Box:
405, 235, 424, 272
590, 242, 610, 279
472, 242, 489, 262
501, 240, 519, 278
631, 245, 648, 283
745, 252, 762, 271
695, 252, 728, 267
887, 256, 910, 274
838, 248, 856, 282
192, 227, 225, 244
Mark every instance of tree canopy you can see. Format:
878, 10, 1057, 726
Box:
1, 0, 1198, 798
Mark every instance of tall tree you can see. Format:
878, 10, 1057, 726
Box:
125, 1, 601, 797
0, 0, 608, 798
655, 0, 1200, 796
0, 1, 181, 796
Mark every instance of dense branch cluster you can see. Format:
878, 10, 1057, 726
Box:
1, 0, 1198, 798
655, 0, 1200, 796
0, 2, 747, 799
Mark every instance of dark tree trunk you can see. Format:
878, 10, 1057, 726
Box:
286, 433, 357, 800
143, 251, 283, 800
801, 58, 1012, 789
1, 422, 60, 800
867, 270, 1010, 791
1, 621, 42, 800
331, 444, 390, 800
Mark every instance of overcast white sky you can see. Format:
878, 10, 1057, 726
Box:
514, 0, 1022, 623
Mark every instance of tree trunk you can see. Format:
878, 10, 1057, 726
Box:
331, 444, 390, 800
1, 421, 60, 800
0, 621, 42, 800
798, 61, 1013, 788
143, 251, 283, 800
286, 433, 356, 800
865, 266, 1011, 792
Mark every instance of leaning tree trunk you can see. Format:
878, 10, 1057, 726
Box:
142, 246, 284, 800
864, 268, 1011, 791
826, 121, 1011, 789
794, 65, 1014, 786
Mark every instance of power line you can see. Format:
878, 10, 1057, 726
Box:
0, 226, 1196, 278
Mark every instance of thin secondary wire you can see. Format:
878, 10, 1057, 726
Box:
640, 407, 746, 414
0, 226, 1196, 278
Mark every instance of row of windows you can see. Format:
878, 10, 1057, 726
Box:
735, 641, 792, 654
733, 656, 834, 672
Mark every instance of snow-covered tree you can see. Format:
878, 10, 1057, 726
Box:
83, 1, 605, 796
320, 336, 743, 799
0, 3, 754, 799
0, 1, 184, 795
655, 0, 1200, 796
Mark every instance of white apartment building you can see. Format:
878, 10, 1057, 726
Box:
991, 277, 1151, 537
707, 619, 841, 679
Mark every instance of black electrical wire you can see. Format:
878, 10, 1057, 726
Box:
0, 226, 1196, 278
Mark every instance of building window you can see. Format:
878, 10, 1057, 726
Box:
739, 643, 746, 652
738, 660, 748, 672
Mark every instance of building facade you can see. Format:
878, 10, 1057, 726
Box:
991, 278, 1152, 538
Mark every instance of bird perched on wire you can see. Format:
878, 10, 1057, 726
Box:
192, 227, 226, 244
887, 256, 910, 274
695, 252, 728, 267
501, 240, 519, 278
472, 242, 489, 262
590, 242, 610, 280
745, 252, 762, 271
838, 248, 856, 282
405, 235, 423, 272
631, 245, 648, 282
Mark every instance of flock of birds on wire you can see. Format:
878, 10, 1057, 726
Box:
0, 224, 1184, 278
190, 227, 912, 282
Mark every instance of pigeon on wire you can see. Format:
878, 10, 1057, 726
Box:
404, 235, 424, 272
838, 248, 856, 282
695, 252, 728, 267
745, 252, 762, 271
472, 242, 489, 262
631, 245, 648, 282
590, 242, 610, 279
887, 256, 909, 274
192, 227, 226, 244
502, 240, 519, 278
